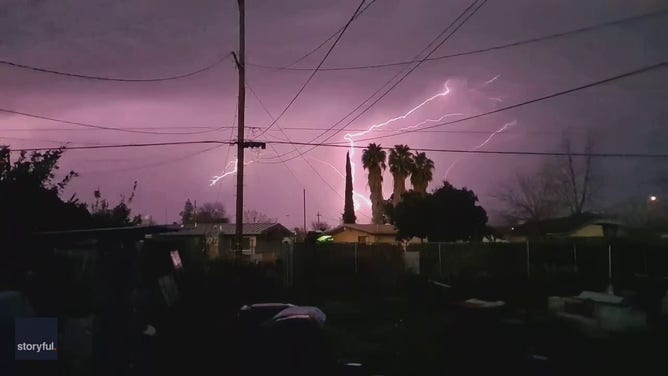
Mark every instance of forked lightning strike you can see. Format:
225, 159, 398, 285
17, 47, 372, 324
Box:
209, 158, 254, 186
444, 120, 517, 179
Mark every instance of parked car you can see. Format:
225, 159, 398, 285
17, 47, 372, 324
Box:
236, 303, 370, 376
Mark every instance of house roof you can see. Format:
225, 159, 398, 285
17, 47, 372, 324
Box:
509, 213, 619, 237
326, 224, 398, 236
160, 223, 293, 237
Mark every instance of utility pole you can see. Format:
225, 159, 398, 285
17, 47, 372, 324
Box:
303, 189, 307, 235
234, 0, 246, 256
316, 212, 322, 228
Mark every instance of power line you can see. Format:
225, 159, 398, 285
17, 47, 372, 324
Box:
0, 53, 232, 82
265, 141, 668, 159
0, 108, 231, 135
266, 0, 488, 162
263, 126, 587, 135
6, 141, 225, 152
253, 0, 368, 138
246, 82, 346, 203
271, 0, 377, 69
248, 9, 668, 72
79, 145, 223, 175
0, 126, 228, 132
264, 59, 667, 163
7, 139, 668, 159
345, 61, 668, 144
7, 61, 666, 157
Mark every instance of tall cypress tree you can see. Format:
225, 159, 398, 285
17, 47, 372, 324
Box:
343, 152, 357, 224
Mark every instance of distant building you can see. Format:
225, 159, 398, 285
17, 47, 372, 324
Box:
504, 213, 626, 242
156, 223, 293, 262
325, 224, 416, 245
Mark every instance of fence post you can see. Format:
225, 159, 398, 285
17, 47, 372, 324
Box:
354, 243, 358, 274
526, 240, 531, 281
438, 243, 443, 278
606, 244, 613, 294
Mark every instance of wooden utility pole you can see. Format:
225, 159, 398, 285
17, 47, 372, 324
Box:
235, 0, 246, 255
303, 189, 307, 235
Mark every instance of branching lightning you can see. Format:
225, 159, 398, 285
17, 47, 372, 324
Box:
209, 158, 255, 186
341, 81, 456, 216
307, 156, 371, 211
444, 120, 517, 179
394, 112, 463, 133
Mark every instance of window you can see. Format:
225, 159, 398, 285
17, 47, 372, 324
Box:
358, 236, 368, 244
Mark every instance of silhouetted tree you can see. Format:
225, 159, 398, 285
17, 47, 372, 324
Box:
244, 209, 276, 223
343, 152, 357, 224
388, 145, 414, 206
386, 182, 488, 242
194, 202, 230, 223
310, 221, 331, 232
1, 146, 89, 285
410, 151, 435, 195
180, 199, 195, 224
362, 143, 387, 224
89, 181, 142, 227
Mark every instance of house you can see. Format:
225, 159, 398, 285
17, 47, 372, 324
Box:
325, 224, 401, 245
504, 213, 626, 242
156, 223, 293, 262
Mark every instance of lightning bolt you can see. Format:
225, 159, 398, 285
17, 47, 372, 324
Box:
343, 81, 453, 150
307, 157, 372, 211
444, 120, 517, 180
394, 112, 463, 133
341, 81, 455, 220
481, 74, 500, 87
209, 158, 255, 186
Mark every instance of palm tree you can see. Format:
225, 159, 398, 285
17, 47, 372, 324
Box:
388, 145, 414, 206
411, 151, 435, 195
362, 143, 387, 224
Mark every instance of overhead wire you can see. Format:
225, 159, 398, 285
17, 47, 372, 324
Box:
264, 0, 488, 163
269, 0, 378, 69
6, 61, 666, 157
246, 82, 349, 207
0, 107, 231, 135
247, 9, 668, 72
253, 0, 369, 138
7, 139, 668, 159
0, 53, 232, 82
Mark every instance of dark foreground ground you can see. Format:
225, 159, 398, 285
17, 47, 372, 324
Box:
145, 270, 668, 376
10, 265, 668, 376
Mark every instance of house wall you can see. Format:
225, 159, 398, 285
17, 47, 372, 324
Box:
219, 235, 257, 254
571, 224, 604, 238
331, 230, 399, 244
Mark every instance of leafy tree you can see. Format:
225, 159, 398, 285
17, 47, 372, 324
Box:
244, 209, 276, 223
180, 199, 195, 224
1, 146, 89, 286
342, 152, 356, 224
387, 191, 430, 241
387, 182, 488, 242
410, 151, 435, 195
388, 145, 414, 206
194, 202, 229, 223
362, 143, 387, 225
89, 181, 142, 227
0, 146, 91, 239
428, 182, 488, 242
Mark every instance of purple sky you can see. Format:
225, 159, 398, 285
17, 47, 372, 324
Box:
1, 0, 667, 227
